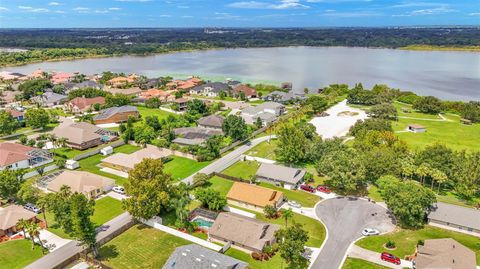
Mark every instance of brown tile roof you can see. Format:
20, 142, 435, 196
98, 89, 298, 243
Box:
47, 170, 114, 196
6, 108, 24, 118
416, 238, 476, 269
52, 121, 103, 145
174, 98, 189, 104
0, 143, 34, 167
104, 87, 143, 96
0, 205, 36, 230
227, 182, 284, 208
234, 84, 257, 97
102, 145, 169, 170
69, 96, 105, 110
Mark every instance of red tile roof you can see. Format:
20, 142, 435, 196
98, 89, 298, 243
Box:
6, 109, 24, 118
234, 84, 257, 97
0, 143, 34, 167
69, 97, 106, 110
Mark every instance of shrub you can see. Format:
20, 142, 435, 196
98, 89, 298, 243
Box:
251, 252, 263, 261
386, 240, 396, 249
417, 240, 424, 246
263, 205, 278, 219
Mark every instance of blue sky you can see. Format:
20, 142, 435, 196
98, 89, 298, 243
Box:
0, 0, 479, 28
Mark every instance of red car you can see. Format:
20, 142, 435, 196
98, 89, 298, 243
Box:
381, 252, 401, 265
300, 184, 315, 193
316, 185, 331, 194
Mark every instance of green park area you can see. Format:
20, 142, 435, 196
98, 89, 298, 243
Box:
98, 225, 190, 269
0, 240, 44, 269
342, 258, 389, 269
356, 226, 480, 264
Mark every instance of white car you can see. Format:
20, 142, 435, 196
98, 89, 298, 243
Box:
112, 186, 126, 194
287, 200, 301, 208
362, 228, 380, 236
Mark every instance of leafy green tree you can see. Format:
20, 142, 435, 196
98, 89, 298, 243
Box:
36, 194, 54, 228
49, 185, 74, 234
460, 101, 480, 123
194, 188, 226, 211
197, 135, 222, 161
349, 118, 393, 137
145, 97, 161, 108
0, 169, 25, 200
275, 223, 310, 269
187, 99, 208, 115
305, 95, 328, 114
219, 91, 227, 100
275, 124, 309, 165
413, 96, 443, 114
68, 88, 107, 99
192, 173, 210, 188
16, 219, 30, 246
255, 117, 263, 129
19, 79, 52, 99
0, 111, 18, 135
452, 151, 480, 200
124, 158, 175, 220
368, 103, 398, 120
69, 193, 98, 257
263, 205, 277, 219
415, 143, 455, 179
133, 123, 157, 146
25, 108, 50, 129
17, 183, 39, 204
105, 94, 131, 107
222, 115, 248, 141
281, 208, 293, 227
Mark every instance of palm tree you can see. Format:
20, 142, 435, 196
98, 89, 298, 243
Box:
416, 163, 431, 185
26, 222, 43, 250
17, 218, 29, 239
36, 195, 51, 228
281, 208, 293, 227
23, 222, 37, 249
57, 137, 68, 148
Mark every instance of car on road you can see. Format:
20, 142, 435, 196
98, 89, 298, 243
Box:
362, 228, 380, 236
381, 252, 401, 265
112, 186, 125, 194
24, 203, 42, 214
287, 200, 301, 208
300, 184, 315, 193
316, 185, 332, 194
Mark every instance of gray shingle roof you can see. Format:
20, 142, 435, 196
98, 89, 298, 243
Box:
191, 82, 230, 93
428, 202, 480, 230
256, 163, 306, 184
93, 105, 138, 121
162, 244, 247, 269
31, 91, 68, 105
198, 115, 225, 129
264, 91, 305, 103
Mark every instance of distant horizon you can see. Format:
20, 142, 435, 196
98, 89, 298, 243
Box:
1, 0, 479, 28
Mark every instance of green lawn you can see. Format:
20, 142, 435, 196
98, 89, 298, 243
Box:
246, 140, 278, 160
38, 196, 125, 239
136, 106, 176, 120
163, 156, 211, 181
436, 192, 480, 208
53, 140, 129, 159
202, 176, 235, 196
259, 182, 320, 208
342, 258, 389, 269
356, 226, 480, 264
221, 160, 260, 180
367, 185, 384, 202
98, 224, 190, 269
225, 247, 283, 269
0, 239, 44, 269
78, 144, 141, 186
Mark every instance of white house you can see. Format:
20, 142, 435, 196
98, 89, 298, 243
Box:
0, 143, 53, 170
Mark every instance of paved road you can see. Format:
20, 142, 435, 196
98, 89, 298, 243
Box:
348, 245, 412, 269
25, 212, 133, 269
312, 197, 396, 269
181, 135, 273, 184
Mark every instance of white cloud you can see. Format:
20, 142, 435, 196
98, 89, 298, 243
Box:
18, 6, 33, 10
469, 12, 480, 16
0, 7, 9, 11
95, 10, 110, 13
73, 7, 89, 11
115, 0, 152, 2
391, 2, 445, 8
177, 5, 189, 9
228, 0, 309, 9
108, 7, 122, 11
159, 14, 172, 17
181, 15, 193, 18
49, 2, 61, 6
31, 8, 49, 13
321, 10, 381, 17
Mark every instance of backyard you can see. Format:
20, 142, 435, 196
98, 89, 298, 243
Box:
221, 160, 260, 180
356, 226, 480, 264
136, 106, 177, 120
259, 182, 320, 208
245, 140, 278, 160
163, 156, 211, 181
225, 247, 283, 269
342, 258, 389, 269
98, 224, 190, 269
0, 239, 44, 269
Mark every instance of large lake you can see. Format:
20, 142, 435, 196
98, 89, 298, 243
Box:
2, 47, 480, 101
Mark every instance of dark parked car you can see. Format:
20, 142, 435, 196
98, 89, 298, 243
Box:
381, 252, 401, 265
24, 203, 42, 214
300, 184, 315, 193
316, 185, 331, 194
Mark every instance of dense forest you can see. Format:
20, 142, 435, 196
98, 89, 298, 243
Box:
1, 27, 479, 66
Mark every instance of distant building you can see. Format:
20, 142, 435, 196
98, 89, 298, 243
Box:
167, 77, 203, 91
427, 202, 480, 236
162, 244, 247, 269
173, 127, 223, 146
408, 124, 426, 133
51, 72, 74, 84
240, 102, 285, 126
189, 82, 231, 98
65, 96, 105, 113
65, 81, 102, 92
0, 205, 37, 237
227, 182, 284, 212
93, 105, 139, 124
6, 108, 24, 121
31, 90, 68, 107
0, 71, 26, 81
209, 212, 280, 253
139, 89, 175, 102
256, 163, 306, 190
0, 142, 53, 170
47, 170, 115, 199
233, 84, 257, 99
197, 115, 225, 130
415, 238, 476, 269
101, 145, 169, 172
174, 98, 189, 111
52, 121, 117, 150
103, 87, 143, 96
263, 91, 304, 104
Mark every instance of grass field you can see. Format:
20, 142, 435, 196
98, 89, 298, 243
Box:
0, 239, 44, 269
136, 106, 176, 120
342, 258, 389, 269
163, 156, 211, 181
202, 176, 235, 196
225, 247, 283, 269
221, 160, 260, 180
245, 140, 278, 160
98, 224, 190, 269
259, 182, 320, 208
356, 226, 480, 264
78, 144, 141, 186
367, 185, 384, 202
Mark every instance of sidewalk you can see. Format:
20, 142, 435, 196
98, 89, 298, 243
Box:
348, 245, 412, 269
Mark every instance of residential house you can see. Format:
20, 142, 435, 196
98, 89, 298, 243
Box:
408, 124, 426, 133
189, 82, 230, 98
103, 87, 143, 96
197, 115, 224, 130
52, 121, 117, 150
227, 182, 284, 212
233, 84, 257, 99
240, 102, 285, 126
31, 90, 68, 107
209, 212, 280, 253
226, 79, 242, 88
0, 205, 37, 237
256, 163, 306, 190
0, 91, 20, 105
162, 244, 247, 269
0, 142, 53, 170
173, 127, 223, 146
107, 74, 138, 87
263, 91, 304, 104
29, 69, 45, 79
6, 108, 24, 121
51, 72, 74, 84
65, 96, 106, 114
139, 89, 175, 102
101, 145, 170, 172
167, 77, 203, 91
47, 170, 115, 199
93, 105, 139, 124
0, 71, 26, 81
427, 202, 480, 236
174, 98, 189, 111
65, 81, 102, 92
415, 238, 476, 269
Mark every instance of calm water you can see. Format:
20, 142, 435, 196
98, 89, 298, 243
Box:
2, 47, 479, 101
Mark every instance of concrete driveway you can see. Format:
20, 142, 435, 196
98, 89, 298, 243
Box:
312, 197, 396, 269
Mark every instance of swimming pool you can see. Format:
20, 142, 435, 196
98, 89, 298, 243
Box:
192, 217, 214, 228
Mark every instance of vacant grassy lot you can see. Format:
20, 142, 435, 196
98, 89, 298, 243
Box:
39, 196, 125, 239
221, 160, 260, 180
0, 239, 44, 269
356, 226, 480, 264
342, 258, 389, 269
98, 225, 190, 269
245, 140, 278, 160
225, 247, 283, 269
136, 106, 176, 120
259, 182, 320, 208
202, 176, 235, 196
163, 156, 211, 181
78, 144, 141, 186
